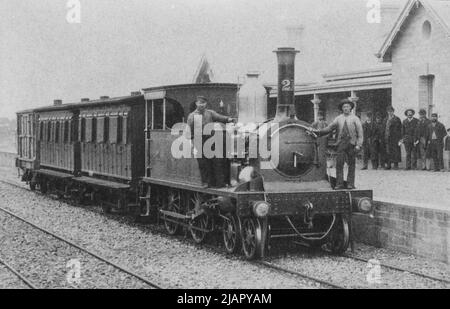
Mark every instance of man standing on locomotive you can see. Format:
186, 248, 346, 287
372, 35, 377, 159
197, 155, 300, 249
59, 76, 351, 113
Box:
311, 99, 363, 190
186, 96, 235, 188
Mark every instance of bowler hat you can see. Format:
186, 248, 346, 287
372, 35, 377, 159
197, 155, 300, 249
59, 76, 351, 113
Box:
338, 99, 355, 111
196, 96, 208, 103
386, 106, 395, 112
404, 109, 415, 116
419, 109, 427, 116
431, 113, 438, 117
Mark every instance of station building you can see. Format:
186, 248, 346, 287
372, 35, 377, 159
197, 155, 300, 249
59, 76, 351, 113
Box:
267, 0, 450, 166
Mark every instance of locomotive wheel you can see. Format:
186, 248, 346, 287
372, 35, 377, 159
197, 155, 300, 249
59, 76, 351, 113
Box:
164, 190, 181, 236
241, 217, 263, 260
324, 215, 350, 255
223, 213, 241, 254
190, 215, 210, 244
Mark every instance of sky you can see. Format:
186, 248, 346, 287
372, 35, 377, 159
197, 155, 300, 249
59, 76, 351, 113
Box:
0, 0, 405, 119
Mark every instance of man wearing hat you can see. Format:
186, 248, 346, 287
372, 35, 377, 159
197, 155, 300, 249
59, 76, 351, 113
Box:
312, 99, 363, 190
402, 108, 419, 170
415, 109, 431, 170
384, 106, 402, 170
426, 113, 447, 172
186, 96, 235, 187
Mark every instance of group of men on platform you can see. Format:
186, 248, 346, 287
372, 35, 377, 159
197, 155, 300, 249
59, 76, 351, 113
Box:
360, 108, 449, 172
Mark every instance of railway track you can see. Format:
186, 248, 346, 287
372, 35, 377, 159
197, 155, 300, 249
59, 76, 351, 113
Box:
1, 177, 449, 288
0, 198, 163, 289
0, 257, 38, 289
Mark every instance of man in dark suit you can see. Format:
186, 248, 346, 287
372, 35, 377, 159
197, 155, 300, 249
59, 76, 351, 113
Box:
426, 113, 447, 172
402, 109, 419, 170
371, 113, 386, 170
415, 109, 431, 170
384, 106, 402, 170
361, 112, 374, 170
187, 96, 235, 187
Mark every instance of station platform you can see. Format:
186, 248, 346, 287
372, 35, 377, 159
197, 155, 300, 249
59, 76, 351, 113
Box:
351, 167, 450, 264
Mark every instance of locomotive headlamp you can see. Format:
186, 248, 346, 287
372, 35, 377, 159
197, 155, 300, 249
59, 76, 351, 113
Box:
252, 201, 271, 218
353, 197, 373, 214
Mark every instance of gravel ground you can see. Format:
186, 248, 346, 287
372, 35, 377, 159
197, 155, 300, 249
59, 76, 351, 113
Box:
348, 243, 450, 283
0, 181, 322, 289
0, 212, 155, 289
1, 166, 448, 289
267, 247, 450, 289
0, 264, 30, 289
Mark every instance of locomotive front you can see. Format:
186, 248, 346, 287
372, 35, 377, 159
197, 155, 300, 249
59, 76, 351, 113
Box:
224, 48, 373, 259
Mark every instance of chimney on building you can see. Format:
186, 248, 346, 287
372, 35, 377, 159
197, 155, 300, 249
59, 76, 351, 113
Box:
81, 98, 90, 102
131, 91, 141, 96
53, 99, 63, 106
100, 96, 110, 100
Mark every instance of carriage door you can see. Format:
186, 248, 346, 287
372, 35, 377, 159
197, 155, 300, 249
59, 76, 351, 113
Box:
144, 91, 166, 177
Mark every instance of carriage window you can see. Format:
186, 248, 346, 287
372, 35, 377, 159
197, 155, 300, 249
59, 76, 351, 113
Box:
86, 118, 93, 142
64, 121, 70, 143
118, 116, 123, 143
80, 118, 86, 142
47, 122, 51, 142
104, 117, 109, 143
91, 118, 97, 142
165, 99, 184, 128
55, 121, 60, 143
152, 99, 184, 130
39, 123, 44, 141
153, 100, 164, 129
122, 116, 127, 144
96, 117, 105, 143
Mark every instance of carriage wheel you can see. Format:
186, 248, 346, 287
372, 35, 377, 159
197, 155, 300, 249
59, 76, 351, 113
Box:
190, 214, 210, 244
242, 217, 263, 260
29, 182, 36, 191
324, 215, 349, 254
40, 180, 48, 194
223, 213, 241, 254
164, 190, 181, 235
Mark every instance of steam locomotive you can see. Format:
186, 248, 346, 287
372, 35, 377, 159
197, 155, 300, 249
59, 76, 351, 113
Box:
16, 47, 373, 260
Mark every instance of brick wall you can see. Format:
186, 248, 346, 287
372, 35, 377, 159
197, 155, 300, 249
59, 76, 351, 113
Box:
353, 201, 450, 264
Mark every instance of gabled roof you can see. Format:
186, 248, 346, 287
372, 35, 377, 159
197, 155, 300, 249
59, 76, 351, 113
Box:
377, 0, 450, 62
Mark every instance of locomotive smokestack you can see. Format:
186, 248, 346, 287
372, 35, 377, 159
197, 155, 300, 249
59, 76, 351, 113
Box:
274, 47, 299, 121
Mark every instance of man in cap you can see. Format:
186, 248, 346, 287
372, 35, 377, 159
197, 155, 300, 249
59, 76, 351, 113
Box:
426, 113, 447, 172
361, 112, 374, 170
311, 99, 363, 190
402, 109, 419, 170
415, 109, 431, 170
384, 106, 402, 170
186, 96, 235, 187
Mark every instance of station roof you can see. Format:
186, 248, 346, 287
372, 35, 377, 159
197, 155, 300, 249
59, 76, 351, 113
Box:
377, 0, 450, 62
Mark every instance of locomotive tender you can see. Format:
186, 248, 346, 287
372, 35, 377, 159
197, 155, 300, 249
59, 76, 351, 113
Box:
16, 48, 373, 260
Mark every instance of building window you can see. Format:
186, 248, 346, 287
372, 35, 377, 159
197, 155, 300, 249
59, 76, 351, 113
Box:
422, 21, 432, 40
